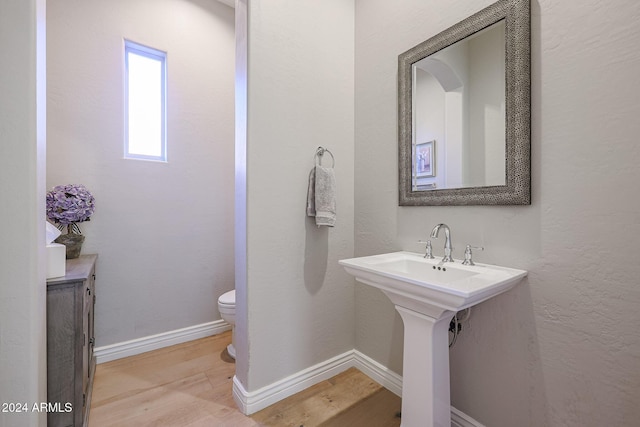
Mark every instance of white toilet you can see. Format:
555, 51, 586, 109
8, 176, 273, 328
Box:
218, 290, 236, 359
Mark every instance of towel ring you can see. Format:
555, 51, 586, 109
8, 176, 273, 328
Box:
315, 146, 335, 168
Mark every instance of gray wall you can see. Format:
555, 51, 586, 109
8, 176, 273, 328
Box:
0, 1, 47, 426
236, 0, 356, 391
46, 0, 236, 347
355, 0, 640, 426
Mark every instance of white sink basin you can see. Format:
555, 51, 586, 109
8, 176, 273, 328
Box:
339, 251, 527, 427
339, 251, 526, 315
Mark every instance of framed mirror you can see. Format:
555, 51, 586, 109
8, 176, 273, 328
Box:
398, 0, 530, 206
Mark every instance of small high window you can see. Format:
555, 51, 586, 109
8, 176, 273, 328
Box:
124, 40, 167, 161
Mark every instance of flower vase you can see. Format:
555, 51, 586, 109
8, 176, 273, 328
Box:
55, 233, 85, 259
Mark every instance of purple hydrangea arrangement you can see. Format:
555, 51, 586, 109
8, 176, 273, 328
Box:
46, 184, 95, 234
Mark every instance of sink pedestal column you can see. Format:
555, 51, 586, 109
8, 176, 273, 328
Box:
395, 306, 455, 427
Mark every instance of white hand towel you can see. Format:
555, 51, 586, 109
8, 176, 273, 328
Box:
306, 165, 336, 227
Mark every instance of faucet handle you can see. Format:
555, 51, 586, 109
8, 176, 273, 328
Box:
417, 240, 435, 259
461, 245, 484, 266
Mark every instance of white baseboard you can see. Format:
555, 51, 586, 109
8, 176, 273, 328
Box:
233, 348, 484, 426
352, 349, 403, 397
94, 320, 231, 364
451, 406, 486, 427
232, 350, 354, 415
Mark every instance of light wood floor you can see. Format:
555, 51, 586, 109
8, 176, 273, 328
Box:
89, 331, 401, 427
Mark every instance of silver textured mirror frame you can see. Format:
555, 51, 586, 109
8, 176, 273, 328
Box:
398, 0, 530, 206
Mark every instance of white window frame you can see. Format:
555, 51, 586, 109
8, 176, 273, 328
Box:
124, 40, 167, 162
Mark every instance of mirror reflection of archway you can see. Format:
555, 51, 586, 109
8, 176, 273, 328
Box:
413, 57, 465, 190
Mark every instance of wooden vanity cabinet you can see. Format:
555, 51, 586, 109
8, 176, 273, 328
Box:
46, 254, 97, 427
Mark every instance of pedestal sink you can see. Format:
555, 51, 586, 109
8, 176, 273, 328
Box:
339, 251, 527, 427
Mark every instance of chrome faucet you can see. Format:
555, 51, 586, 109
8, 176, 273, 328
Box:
430, 223, 454, 262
